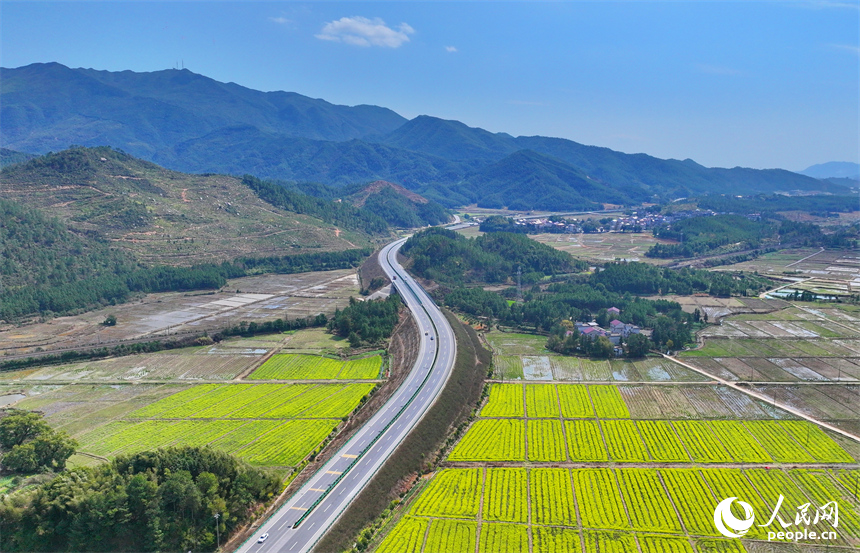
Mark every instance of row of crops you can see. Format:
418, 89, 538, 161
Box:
448, 418, 855, 463
376, 466, 860, 552
481, 383, 630, 419
248, 353, 383, 380
127, 382, 374, 420
379, 519, 746, 553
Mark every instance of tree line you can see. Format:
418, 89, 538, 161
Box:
0, 446, 280, 552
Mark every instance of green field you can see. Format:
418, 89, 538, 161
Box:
74, 382, 375, 468
248, 353, 383, 380
377, 466, 859, 552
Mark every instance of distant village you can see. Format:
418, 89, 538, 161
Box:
508, 208, 719, 234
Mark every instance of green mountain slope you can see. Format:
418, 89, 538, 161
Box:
1, 62, 405, 157
0, 146, 376, 266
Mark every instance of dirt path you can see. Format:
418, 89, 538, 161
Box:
180, 188, 190, 202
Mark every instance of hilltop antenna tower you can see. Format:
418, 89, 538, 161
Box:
517, 265, 523, 302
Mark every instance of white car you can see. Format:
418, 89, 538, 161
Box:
257, 533, 269, 543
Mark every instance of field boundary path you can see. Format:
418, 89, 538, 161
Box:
665, 353, 860, 444
235, 239, 458, 553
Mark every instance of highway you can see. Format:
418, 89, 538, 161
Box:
236, 238, 457, 553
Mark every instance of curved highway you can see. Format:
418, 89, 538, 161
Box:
236, 238, 456, 553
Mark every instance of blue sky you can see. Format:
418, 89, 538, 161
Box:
2, 1, 858, 170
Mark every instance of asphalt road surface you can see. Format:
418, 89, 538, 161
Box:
236, 238, 456, 553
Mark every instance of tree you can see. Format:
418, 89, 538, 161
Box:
625, 333, 652, 358
31, 431, 77, 470
103, 314, 117, 326
0, 410, 50, 448
2, 442, 37, 472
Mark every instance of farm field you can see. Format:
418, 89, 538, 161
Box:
69, 381, 375, 468
479, 383, 792, 421
374, 466, 860, 552
718, 249, 860, 300
0, 334, 277, 383
486, 331, 707, 381
248, 353, 383, 380
529, 232, 675, 266
0, 269, 360, 357
674, 303, 860, 452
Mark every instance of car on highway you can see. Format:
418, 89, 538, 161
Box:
257, 533, 269, 543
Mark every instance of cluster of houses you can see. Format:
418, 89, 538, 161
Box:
502, 208, 721, 235
566, 307, 643, 356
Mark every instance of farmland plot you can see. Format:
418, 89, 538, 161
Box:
617, 468, 682, 532
589, 385, 630, 418
248, 354, 343, 380
637, 421, 690, 462
448, 419, 525, 462
602, 420, 649, 462
494, 355, 525, 380
549, 356, 583, 380
483, 468, 528, 523
424, 519, 476, 553
410, 468, 482, 519
480, 383, 525, 417
778, 421, 855, 463
557, 384, 594, 418
478, 523, 529, 553
530, 468, 577, 525
580, 359, 612, 381
233, 419, 337, 466
672, 421, 734, 463
338, 355, 383, 379
572, 468, 629, 530
661, 469, 720, 536
525, 384, 559, 417
527, 420, 567, 462
376, 516, 427, 553
583, 530, 637, 552
565, 420, 608, 462
532, 526, 580, 553
639, 535, 694, 553
609, 360, 643, 381
522, 356, 553, 380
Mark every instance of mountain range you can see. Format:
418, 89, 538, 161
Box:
1, 62, 847, 210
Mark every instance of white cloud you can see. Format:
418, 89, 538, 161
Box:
832, 43, 860, 56
445, 46, 458, 53
269, 16, 291, 25
316, 16, 414, 48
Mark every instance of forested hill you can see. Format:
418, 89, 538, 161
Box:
0, 146, 380, 265
345, 181, 450, 228
1, 63, 844, 210
400, 227, 587, 285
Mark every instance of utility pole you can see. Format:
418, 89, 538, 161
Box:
214, 513, 220, 550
